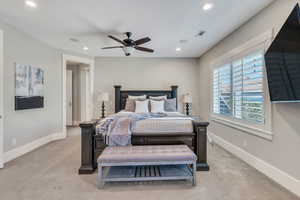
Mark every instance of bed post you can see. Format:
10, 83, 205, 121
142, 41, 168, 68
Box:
79, 121, 97, 174
193, 121, 210, 171
171, 85, 178, 108
114, 85, 121, 113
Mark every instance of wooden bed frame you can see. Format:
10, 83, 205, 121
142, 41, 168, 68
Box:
78, 86, 209, 174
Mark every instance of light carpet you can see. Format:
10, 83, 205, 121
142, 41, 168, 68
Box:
0, 128, 298, 200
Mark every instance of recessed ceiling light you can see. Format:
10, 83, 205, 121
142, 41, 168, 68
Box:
176, 47, 181, 52
25, 0, 37, 8
83, 46, 89, 51
203, 3, 213, 11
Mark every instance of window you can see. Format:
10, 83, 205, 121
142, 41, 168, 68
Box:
213, 52, 265, 124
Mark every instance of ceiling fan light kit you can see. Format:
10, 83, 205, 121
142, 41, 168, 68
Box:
123, 46, 135, 56
102, 32, 154, 56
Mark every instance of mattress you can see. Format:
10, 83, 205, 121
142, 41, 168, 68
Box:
120, 111, 194, 134
132, 117, 193, 133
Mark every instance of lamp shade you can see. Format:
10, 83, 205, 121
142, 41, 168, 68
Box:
98, 92, 109, 102
183, 93, 192, 103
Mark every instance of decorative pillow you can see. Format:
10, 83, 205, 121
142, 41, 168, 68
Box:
124, 99, 135, 112
150, 100, 165, 113
128, 95, 146, 99
164, 98, 177, 112
135, 100, 149, 113
125, 98, 146, 112
149, 95, 167, 100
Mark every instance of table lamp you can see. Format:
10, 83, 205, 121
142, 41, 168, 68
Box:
183, 93, 192, 116
98, 92, 109, 118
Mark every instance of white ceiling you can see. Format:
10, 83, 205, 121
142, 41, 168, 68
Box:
0, 0, 274, 58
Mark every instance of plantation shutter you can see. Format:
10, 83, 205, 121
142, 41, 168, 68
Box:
213, 51, 265, 124
213, 64, 232, 116
240, 53, 264, 123
232, 60, 243, 119
213, 70, 220, 114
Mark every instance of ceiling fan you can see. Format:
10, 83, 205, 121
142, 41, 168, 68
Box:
102, 32, 154, 56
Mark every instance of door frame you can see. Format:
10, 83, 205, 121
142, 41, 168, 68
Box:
66, 70, 73, 126
62, 54, 94, 137
0, 30, 4, 168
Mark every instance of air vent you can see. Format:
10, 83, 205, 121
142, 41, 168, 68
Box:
196, 31, 206, 37
179, 40, 188, 44
70, 38, 79, 43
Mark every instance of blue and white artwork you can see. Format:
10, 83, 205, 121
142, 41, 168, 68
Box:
15, 64, 44, 110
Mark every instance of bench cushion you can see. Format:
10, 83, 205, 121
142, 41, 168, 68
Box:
98, 145, 197, 164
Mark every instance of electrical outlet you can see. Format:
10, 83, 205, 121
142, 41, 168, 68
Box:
12, 138, 17, 146
243, 140, 247, 147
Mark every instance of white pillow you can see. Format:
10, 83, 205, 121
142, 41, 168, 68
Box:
150, 100, 165, 113
128, 95, 146, 99
135, 100, 149, 113
149, 95, 167, 100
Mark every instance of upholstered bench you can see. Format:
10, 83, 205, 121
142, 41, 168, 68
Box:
97, 145, 197, 188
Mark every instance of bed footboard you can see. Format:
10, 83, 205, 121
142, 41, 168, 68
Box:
78, 120, 209, 174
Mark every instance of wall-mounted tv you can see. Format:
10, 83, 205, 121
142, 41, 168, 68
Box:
265, 4, 300, 102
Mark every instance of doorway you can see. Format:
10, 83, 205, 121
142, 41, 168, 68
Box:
66, 62, 91, 127
0, 30, 3, 168
62, 55, 94, 137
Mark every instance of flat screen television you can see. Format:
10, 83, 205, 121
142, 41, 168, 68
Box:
265, 4, 300, 102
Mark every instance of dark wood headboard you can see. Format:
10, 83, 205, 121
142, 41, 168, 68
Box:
114, 85, 178, 113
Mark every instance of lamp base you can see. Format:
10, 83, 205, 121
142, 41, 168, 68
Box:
101, 101, 105, 118
185, 103, 190, 116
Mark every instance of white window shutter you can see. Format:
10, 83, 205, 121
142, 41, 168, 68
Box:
241, 53, 264, 123
213, 51, 265, 124
213, 70, 220, 114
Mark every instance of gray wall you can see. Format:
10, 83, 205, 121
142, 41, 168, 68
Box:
1, 21, 63, 152
94, 57, 200, 116
198, 0, 300, 180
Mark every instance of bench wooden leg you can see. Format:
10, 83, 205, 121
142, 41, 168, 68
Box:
192, 162, 197, 186
97, 164, 104, 189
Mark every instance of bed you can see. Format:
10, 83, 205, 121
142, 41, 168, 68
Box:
78, 85, 209, 174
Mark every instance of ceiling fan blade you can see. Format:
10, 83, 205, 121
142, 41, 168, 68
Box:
134, 37, 151, 45
102, 46, 123, 49
135, 46, 154, 53
108, 35, 126, 45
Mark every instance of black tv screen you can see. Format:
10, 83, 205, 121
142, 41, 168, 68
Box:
265, 4, 300, 102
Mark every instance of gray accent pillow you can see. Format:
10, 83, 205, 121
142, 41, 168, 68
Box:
164, 98, 177, 112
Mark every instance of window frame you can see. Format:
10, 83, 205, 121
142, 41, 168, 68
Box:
209, 31, 273, 140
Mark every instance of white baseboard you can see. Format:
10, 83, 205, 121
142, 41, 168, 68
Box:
53, 132, 67, 140
209, 132, 300, 197
3, 132, 65, 164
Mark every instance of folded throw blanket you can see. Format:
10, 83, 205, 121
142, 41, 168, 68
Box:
96, 113, 168, 146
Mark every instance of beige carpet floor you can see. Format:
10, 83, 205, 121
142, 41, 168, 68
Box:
0, 128, 299, 200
